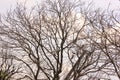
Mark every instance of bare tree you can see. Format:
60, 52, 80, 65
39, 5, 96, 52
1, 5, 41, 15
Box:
0, 0, 120, 80
85, 8, 120, 80
0, 42, 21, 80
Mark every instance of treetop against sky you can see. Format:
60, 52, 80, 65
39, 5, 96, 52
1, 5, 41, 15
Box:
0, 0, 120, 80
0, 0, 120, 14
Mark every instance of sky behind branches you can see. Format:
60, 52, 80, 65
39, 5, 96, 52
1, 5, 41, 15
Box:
0, 0, 120, 14
0, 0, 120, 80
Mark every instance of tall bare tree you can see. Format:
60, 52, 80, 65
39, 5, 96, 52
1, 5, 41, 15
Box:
0, 0, 120, 80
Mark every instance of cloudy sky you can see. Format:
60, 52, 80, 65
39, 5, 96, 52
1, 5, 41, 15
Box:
0, 0, 120, 14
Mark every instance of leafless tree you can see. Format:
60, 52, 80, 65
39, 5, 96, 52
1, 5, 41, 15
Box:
85, 8, 120, 80
0, 42, 21, 80
0, 0, 120, 80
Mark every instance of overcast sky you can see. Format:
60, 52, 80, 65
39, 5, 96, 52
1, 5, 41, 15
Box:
0, 0, 120, 14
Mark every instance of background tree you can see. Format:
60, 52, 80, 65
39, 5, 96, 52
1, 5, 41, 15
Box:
0, 42, 21, 80
0, 0, 120, 80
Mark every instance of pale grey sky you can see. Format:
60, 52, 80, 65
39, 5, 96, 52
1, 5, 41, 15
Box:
0, 0, 39, 14
93, 0, 120, 10
0, 0, 120, 14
